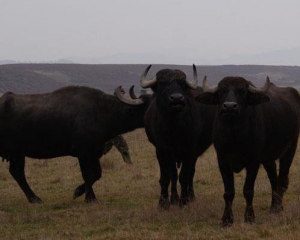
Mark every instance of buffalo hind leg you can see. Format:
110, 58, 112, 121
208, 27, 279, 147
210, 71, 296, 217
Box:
243, 164, 260, 223
187, 160, 197, 202
9, 156, 42, 203
219, 160, 235, 227
263, 162, 282, 213
77, 157, 102, 203
277, 140, 297, 211
179, 161, 194, 207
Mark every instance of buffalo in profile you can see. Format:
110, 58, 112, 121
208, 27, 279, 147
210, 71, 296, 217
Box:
0, 85, 151, 203
196, 76, 300, 225
125, 65, 216, 208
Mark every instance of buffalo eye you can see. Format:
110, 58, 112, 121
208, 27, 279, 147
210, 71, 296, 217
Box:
158, 81, 170, 87
218, 89, 223, 97
239, 88, 247, 96
178, 81, 187, 90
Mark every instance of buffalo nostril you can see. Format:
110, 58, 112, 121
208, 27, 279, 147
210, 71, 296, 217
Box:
223, 102, 238, 110
232, 103, 238, 110
169, 94, 184, 102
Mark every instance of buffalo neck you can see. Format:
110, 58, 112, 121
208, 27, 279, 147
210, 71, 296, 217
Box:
213, 107, 253, 147
97, 96, 147, 140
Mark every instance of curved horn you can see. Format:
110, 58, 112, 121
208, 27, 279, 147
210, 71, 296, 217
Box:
115, 86, 125, 96
129, 85, 138, 99
186, 64, 198, 89
202, 76, 218, 93
140, 65, 157, 88
248, 76, 271, 93
115, 86, 144, 105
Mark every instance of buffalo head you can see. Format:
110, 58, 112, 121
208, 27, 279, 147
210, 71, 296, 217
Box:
140, 65, 198, 113
196, 76, 271, 118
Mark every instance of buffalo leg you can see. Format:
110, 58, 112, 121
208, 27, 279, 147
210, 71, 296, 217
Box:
9, 156, 42, 203
170, 163, 179, 205
219, 160, 235, 226
74, 148, 104, 200
187, 160, 196, 201
78, 157, 102, 203
243, 164, 260, 223
157, 149, 171, 209
73, 161, 102, 200
179, 161, 192, 207
277, 140, 297, 210
263, 162, 281, 213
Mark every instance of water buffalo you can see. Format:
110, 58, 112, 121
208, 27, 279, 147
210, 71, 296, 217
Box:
0, 85, 151, 203
130, 65, 215, 208
196, 76, 300, 225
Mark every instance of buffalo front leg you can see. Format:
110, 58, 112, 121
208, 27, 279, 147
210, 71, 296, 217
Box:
9, 156, 42, 203
78, 157, 102, 203
170, 163, 179, 205
243, 164, 260, 223
219, 159, 235, 226
157, 149, 171, 209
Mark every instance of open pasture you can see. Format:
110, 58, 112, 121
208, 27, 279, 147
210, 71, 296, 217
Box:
1, 129, 300, 239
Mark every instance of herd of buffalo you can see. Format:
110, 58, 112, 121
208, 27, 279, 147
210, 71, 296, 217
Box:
0, 65, 299, 226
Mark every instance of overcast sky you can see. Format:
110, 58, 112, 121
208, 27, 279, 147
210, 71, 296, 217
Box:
1, 0, 300, 65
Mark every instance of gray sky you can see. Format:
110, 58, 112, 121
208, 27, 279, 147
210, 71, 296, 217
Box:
1, 0, 300, 65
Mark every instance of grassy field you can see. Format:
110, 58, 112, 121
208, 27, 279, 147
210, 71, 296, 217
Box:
1, 129, 300, 239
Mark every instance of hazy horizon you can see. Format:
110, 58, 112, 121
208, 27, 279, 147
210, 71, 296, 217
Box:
1, 0, 300, 65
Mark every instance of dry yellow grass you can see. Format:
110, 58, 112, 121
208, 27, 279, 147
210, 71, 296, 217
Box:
1, 129, 300, 239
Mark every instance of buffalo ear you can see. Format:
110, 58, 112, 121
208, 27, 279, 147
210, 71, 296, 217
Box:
248, 92, 270, 105
195, 92, 218, 105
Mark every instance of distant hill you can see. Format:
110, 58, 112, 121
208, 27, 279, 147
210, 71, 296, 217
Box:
0, 63, 300, 94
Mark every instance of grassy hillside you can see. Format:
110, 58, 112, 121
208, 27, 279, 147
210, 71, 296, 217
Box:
0, 129, 300, 239
0, 64, 300, 94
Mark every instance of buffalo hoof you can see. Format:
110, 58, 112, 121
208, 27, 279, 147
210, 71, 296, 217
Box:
84, 197, 99, 204
188, 192, 195, 202
270, 204, 283, 214
170, 193, 179, 205
221, 220, 233, 228
73, 185, 85, 199
221, 210, 234, 227
244, 206, 255, 223
28, 196, 43, 204
158, 197, 170, 210
179, 197, 188, 208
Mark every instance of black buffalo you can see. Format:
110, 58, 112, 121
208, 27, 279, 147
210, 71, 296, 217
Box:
0, 85, 151, 203
137, 65, 215, 208
196, 76, 300, 225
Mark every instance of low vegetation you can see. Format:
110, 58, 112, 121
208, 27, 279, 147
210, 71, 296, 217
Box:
1, 129, 300, 239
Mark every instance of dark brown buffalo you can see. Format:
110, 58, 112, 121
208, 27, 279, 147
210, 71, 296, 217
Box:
0, 86, 151, 203
196, 76, 300, 225
127, 65, 215, 208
